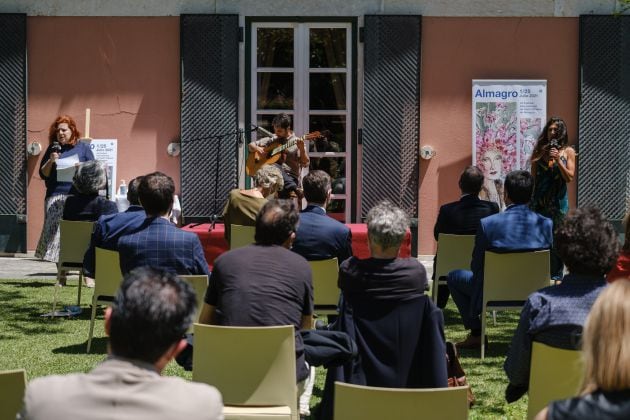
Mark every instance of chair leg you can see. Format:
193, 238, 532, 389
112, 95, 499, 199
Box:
77, 272, 83, 307
51, 283, 61, 316
481, 305, 487, 359
492, 310, 497, 325
431, 279, 437, 303
87, 298, 98, 353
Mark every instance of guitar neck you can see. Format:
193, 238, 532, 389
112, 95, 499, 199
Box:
270, 137, 301, 156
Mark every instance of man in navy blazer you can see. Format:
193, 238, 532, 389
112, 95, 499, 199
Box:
447, 171, 553, 348
83, 177, 146, 277
292, 170, 352, 264
433, 166, 499, 307
118, 172, 210, 277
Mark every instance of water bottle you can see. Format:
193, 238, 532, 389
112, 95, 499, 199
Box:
116, 180, 129, 212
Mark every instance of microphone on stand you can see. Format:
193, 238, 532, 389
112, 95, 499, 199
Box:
548, 138, 559, 168
251, 124, 274, 138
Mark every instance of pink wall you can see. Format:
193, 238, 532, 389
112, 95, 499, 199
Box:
418, 17, 579, 254
27, 17, 180, 250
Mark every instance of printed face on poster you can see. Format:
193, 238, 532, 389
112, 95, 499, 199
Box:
87, 139, 117, 201
472, 80, 546, 209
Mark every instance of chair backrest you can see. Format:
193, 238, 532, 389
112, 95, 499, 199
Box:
334, 382, 469, 420
434, 234, 476, 280
178, 275, 209, 333
0, 369, 27, 420
192, 324, 297, 411
309, 258, 339, 310
59, 220, 94, 268
483, 250, 550, 304
230, 224, 256, 250
94, 247, 123, 299
527, 342, 583, 419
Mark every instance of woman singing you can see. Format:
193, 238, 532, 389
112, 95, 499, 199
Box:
35, 116, 94, 281
530, 117, 576, 280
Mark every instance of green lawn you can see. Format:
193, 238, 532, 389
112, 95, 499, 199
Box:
0, 278, 528, 419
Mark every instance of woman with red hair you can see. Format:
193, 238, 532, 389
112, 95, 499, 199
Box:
35, 115, 95, 282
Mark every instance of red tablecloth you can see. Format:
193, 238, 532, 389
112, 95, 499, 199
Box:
182, 222, 411, 269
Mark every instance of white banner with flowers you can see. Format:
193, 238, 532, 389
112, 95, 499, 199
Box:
472, 80, 546, 209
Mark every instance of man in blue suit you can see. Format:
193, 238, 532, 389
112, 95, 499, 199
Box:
83, 176, 146, 277
292, 170, 353, 264
447, 170, 553, 349
118, 172, 209, 276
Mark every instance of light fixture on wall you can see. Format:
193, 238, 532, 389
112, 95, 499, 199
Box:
167, 142, 181, 157
28, 141, 42, 156
420, 145, 436, 160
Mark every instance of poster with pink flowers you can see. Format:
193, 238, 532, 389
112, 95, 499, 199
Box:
472, 80, 546, 209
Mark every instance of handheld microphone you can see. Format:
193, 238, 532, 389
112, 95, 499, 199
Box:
548, 138, 559, 168
51, 141, 61, 153
252, 125, 274, 138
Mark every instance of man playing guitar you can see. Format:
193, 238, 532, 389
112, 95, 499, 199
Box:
248, 113, 309, 201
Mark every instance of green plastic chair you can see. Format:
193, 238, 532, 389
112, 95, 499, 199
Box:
229, 224, 256, 250
481, 250, 550, 359
310, 258, 339, 316
527, 342, 583, 419
334, 382, 469, 420
87, 247, 123, 353
193, 324, 297, 419
179, 275, 209, 334
54, 220, 94, 310
432, 234, 475, 304
0, 369, 27, 420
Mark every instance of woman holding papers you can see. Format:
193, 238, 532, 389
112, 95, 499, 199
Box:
35, 115, 95, 275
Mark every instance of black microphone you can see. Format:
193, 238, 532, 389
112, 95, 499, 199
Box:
548, 138, 559, 168
252, 125, 274, 138
51, 141, 61, 153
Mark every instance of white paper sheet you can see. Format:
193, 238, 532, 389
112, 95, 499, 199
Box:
55, 155, 80, 182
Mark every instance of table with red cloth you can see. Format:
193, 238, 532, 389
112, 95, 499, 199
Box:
182, 222, 412, 269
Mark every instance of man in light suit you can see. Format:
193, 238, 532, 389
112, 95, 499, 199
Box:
117, 172, 209, 276
447, 171, 553, 348
83, 176, 146, 277
432, 166, 500, 308
19, 267, 223, 420
292, 170, 353, 264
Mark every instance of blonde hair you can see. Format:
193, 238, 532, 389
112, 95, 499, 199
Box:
580, 281, 630, 394
254, 165, 284, 196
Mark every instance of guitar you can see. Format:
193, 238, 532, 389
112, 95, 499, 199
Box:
245, 131, 323, 176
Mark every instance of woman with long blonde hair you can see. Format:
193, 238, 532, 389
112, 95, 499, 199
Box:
536, 281, 630, 419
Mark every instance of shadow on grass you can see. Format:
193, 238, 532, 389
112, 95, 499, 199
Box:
3, 281, 55, 288
53, 337, 108, 355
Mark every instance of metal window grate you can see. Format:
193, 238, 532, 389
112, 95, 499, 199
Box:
578, 15, 630, 221
180, 14, 240, 223
362, 15, 421, 219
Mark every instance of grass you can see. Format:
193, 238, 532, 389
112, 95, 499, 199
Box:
0, 277, 528, 419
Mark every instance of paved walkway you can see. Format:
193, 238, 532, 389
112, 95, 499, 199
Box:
0, 255, 58, 280
0, 254, 434, 280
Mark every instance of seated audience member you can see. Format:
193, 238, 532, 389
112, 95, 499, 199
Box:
319, 202, 447, 418
504, 205, 618, 403
18, 267, 223, 420
433, 166, 499, 308
607, 210, 630, 282
199, 199, 314, 415
63, 160, 117, 221
83, 176, 145, 278
292, 170, 352, 263
535, 281, 630, 420
222, 164, 283, 243
118, 172, 209, 276
447, 170, 553, 349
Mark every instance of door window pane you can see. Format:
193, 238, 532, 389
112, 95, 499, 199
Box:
310, 157, 346, 193
309, 115, 346, 152
326, 199, 346, 222
310, 28, 346, 68
257, 73, 293, 109
309, 73, 346, 110
257, 28, 293, 68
